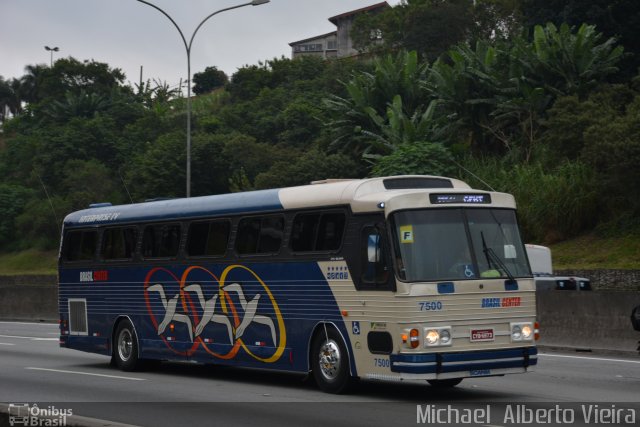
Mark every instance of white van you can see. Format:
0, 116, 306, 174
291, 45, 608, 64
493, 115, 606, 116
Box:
525, 244, 591, 290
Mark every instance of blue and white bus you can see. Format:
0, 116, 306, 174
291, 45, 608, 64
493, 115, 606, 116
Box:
58, 175, 538, 393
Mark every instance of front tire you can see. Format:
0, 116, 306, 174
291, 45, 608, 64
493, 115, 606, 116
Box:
113, 320, 141, 371
311, 327, 353, 394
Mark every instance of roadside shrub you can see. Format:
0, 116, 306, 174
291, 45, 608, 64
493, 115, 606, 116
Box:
458, 157, 599, 242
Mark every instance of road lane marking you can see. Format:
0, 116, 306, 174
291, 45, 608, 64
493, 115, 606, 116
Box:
0, 321, 56, 325
539, 353, 640, 364
0, 343, 16, 346
0, 334, 57, 341
25, 367, 146, 381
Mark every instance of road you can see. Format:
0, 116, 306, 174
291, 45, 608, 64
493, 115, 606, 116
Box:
0, 321, 639, 427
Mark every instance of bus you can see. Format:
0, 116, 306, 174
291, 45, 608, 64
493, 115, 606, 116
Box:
58, 175, 538, 393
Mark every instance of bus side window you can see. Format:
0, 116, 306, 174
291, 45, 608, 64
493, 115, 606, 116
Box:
187, 220, 230, 257
290, 211, 345, 253
236, 215, 284, 255
236, 218, 261, 255
258, 216, 284, 253
102, 227, 137, 260
361, 226, 390, 288
291, 214, 320, 252
317, 213, 346, 251
64, 230, 98, 262
142, 224, 181, 258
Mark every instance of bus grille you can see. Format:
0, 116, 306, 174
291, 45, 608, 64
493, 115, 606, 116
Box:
68, 299, 88, 335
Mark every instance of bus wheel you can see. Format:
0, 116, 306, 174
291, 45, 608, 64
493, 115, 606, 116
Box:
311, 327, 352, 394
427, 378, 463, 388
113, 320, 141, 371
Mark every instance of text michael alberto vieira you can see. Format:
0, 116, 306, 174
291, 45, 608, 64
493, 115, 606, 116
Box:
416, 404, 636, 424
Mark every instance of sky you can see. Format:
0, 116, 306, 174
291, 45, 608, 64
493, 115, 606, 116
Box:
1, 0, 401, 91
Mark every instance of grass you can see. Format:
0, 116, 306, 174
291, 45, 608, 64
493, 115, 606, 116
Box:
549, 233, 640, 270
0, 249, 57, 275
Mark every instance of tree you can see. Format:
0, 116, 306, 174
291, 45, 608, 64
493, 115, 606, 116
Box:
520, 0, 640, 79
371, 142, 455, 177
0, 184, 34, 249
473, 0, 523, 41
360, 96, 446, 161
227, 63, 272, 101
192, 66, 229, 95
0, 77, 12, 122
44, 90, 111, 121
581, 90, 640, 216
402, 0, 475, 61
324, 51, 430, 159
222, 133, 294, 188
352, 0, 495, 61
513, 23, 624, 99
22, 58, 125, 107
254, 148, 362, 189
61, 159, 124, 211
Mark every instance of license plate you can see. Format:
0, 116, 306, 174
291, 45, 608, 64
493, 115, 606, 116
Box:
470, 369, 491, 377
470, 328, 494, 342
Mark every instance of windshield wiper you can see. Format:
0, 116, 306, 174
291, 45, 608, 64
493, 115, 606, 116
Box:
481, 231, 516, 282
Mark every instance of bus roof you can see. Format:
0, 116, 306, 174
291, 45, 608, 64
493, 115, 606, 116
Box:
62, 175, 514, 227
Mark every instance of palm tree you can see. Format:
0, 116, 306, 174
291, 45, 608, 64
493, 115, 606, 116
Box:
20, 64, 48, 104
0, 76, 12, 123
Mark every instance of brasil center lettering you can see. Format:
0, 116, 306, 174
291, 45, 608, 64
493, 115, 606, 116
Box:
481, 297, 521, 308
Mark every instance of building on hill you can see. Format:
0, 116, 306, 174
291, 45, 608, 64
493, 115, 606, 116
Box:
289, 2, 389, 60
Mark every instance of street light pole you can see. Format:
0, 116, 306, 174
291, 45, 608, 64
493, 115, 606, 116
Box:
44, 46, 60, 67
135, 0, 270, 198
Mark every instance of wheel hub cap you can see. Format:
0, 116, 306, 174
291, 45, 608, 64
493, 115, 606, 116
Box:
118, 329, 133, 361
318, 340, 341, 380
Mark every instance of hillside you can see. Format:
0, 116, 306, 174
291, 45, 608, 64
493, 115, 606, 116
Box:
549, 233, 640, 270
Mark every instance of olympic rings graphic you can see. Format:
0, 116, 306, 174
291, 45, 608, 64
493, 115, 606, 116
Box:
143, 265, 286, 363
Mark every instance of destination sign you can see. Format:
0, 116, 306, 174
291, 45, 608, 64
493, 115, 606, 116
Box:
429, 193, 492, 205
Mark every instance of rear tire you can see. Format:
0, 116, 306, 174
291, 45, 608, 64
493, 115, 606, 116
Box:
113, 320, 141, 371
311, 327, 353, 394
427, 378, 463, 388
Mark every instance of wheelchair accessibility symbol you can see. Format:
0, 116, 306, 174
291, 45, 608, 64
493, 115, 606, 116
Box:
464, 264, 475, 278
352, 321, 360, 335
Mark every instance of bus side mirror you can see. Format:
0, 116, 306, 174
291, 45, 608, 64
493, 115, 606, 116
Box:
367, 234, 381, 263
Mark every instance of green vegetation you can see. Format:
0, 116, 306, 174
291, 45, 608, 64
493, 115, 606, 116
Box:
1, 0, 639, 272
550, 234, 640, 270
0, 250, 57, 275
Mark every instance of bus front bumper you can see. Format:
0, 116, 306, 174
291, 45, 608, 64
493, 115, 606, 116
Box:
388, 347, 537, 379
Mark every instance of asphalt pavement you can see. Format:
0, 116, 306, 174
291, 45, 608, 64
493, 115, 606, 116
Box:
0, 321, 639, 427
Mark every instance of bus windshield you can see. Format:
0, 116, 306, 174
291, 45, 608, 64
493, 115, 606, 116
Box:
392, 208, 531, 282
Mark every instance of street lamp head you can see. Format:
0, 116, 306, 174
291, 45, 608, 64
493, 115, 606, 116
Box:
251, 0, 269, 5
44, 46, 60, 52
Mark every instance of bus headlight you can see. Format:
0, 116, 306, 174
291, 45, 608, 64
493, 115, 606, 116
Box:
511, 322, 534, 342
440, 329, 451, 344
424, 327, 452, 347
425, 330, 440, 345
